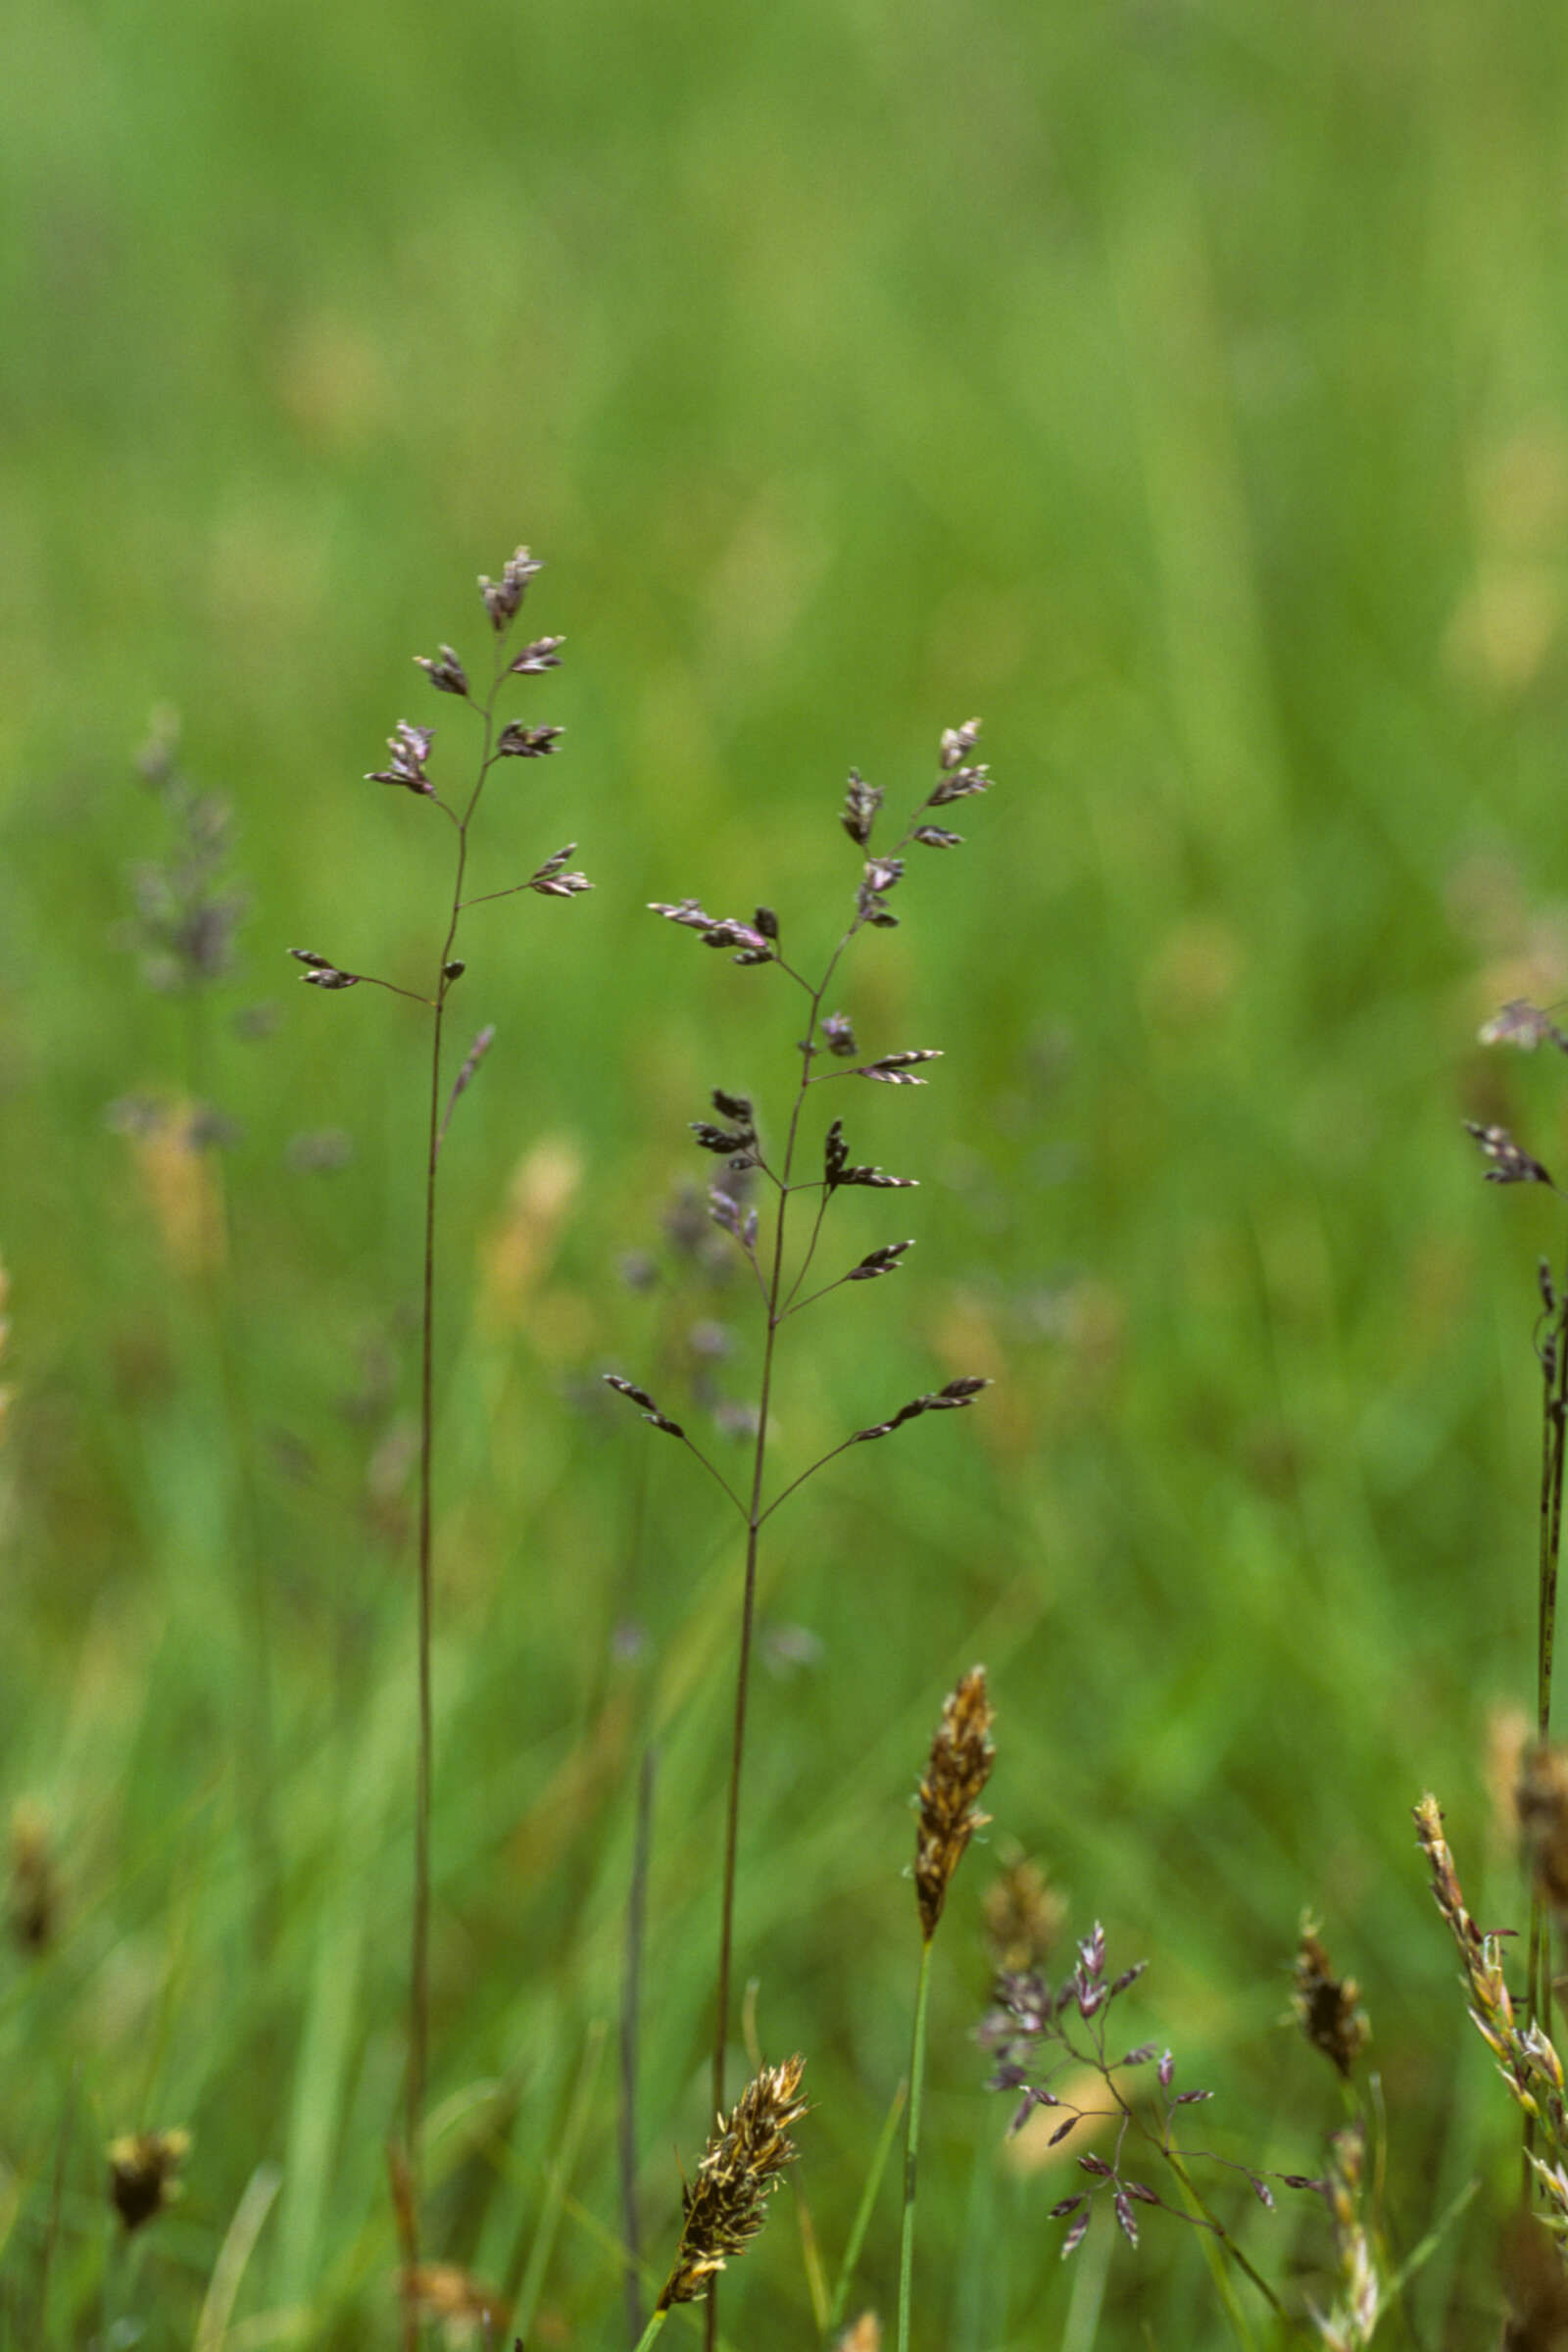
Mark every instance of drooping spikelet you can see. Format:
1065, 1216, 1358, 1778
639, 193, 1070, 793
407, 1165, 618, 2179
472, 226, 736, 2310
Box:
915, 1666, 995, 1942
657, 2056, 808, 2310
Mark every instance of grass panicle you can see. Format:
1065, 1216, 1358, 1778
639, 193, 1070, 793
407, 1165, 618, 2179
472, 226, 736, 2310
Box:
292, 546, 587, 2310
608, 723, 994, 2342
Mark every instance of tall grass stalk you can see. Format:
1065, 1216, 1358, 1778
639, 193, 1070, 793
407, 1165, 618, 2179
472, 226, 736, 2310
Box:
290, 552, 586, 2316
614, 729, 995, 2145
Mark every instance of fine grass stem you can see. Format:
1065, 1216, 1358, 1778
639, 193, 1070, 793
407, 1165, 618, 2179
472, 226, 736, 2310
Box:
610, 729, 997, 2250
291, 552, 586, 2316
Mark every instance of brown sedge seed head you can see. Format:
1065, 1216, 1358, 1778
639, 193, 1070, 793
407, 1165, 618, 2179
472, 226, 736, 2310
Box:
916, 1666, 996, 1941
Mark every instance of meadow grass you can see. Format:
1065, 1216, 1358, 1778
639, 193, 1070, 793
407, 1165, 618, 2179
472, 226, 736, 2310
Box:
8, 0, 1568, 2343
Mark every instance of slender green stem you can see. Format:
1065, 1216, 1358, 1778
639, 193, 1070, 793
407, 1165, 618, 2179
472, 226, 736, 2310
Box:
514, 2023, 608, 2341
1526, 1265, 1568, 2187
825, 2079, 906, 2338
897, 1939, 934, 2352
404, 653, 505, 2334
620, 1750, 658, 2350
1158, 2145, 1275, 2327
707, 931, 860, 2352
632, 2311, 670, 2352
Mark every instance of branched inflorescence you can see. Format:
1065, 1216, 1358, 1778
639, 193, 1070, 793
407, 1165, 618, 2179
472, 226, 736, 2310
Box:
604, 723, 997, 2154
291, 548, 588, 2302
980, 1922, 1306, 2263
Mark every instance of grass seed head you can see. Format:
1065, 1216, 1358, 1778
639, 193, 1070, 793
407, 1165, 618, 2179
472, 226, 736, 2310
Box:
915, 1665, 996, 1941
1292, 1916, 1370, 2080
7, 1801, 56, 1954
1518, 1743, 1568, 1934
656, 2055, 808, 2310
107, 2128, 191, 2232
983, 1851, 1065, 1974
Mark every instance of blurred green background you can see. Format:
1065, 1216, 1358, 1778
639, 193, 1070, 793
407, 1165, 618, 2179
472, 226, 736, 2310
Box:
7, 0, 1568, 2341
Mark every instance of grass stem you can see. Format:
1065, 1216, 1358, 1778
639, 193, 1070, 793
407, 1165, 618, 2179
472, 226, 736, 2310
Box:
896, 1938, 933, 2352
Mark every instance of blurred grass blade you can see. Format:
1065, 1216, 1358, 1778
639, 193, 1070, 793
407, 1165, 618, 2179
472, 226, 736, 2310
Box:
195, 2162, 282, 2352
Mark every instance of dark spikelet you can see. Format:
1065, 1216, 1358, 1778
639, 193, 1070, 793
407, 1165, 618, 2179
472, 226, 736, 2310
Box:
509, 634, 564, 674
289, 949, 361, 990
848, 1240, 914, 1281
841, 768, 883, 848
1291, 1916, 1370, 2080
656, 2056, 808, 2310
603, 1372, 685, 1441
107, 2129, 191, 2232
857, 1050, 943, 1086
497, 721, 564, 760
1465, 1121, 1553, 1187
853, 1374, 991, 1443
526, 845, 592, 898
648, 900, 773, 960
914, 1667, 996, 1940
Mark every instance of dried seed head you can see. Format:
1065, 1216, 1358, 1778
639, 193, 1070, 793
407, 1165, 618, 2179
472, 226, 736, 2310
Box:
527, 845, 592, 898
983, 1853, 1065, 1973
1465, 1121, 1553, 1187
367, 720, 436, 796
1479, 1000, 1568, 1054
509, 634, 564, 673
289, 950, 361, 991
842, 769, 883, 848
854, 1374, 991, 1443
649, 900, 774, 962
107, 2129, 191, 2232
1291, 1915, 1370, 2080
939, 719, 982, 771
603, 1372, 686, 1442
856, 1050, 943, 1086
821, 1011, 858, 1057
414, 644, 469, 698
497, 721, 564, 759
915, 1666, 996, 1940
656, 2056, 808, 2310
848, 1240, 915, 1281
1518, 1743, 1568, 1932
8, 1801, 56, 1954
929, 763, 991, 808
823, 1119, 917, 1193
479, 546, 542, 631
